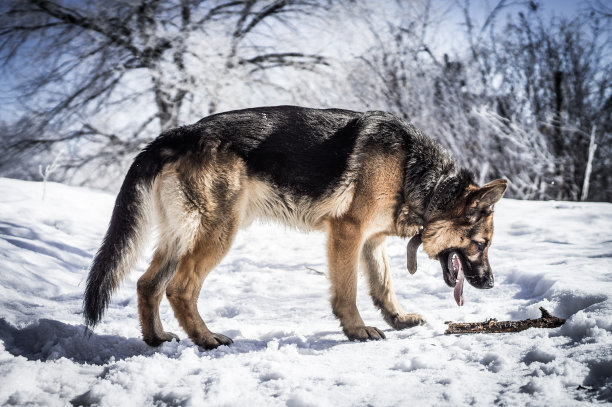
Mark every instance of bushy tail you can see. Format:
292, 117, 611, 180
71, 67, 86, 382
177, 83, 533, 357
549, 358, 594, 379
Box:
83, 149, 163, 328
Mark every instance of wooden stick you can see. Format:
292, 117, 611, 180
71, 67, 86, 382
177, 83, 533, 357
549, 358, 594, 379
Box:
444, 307, 566, 335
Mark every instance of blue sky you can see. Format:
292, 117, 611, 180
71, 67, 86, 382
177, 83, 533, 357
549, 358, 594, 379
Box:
435, 0, 586, 56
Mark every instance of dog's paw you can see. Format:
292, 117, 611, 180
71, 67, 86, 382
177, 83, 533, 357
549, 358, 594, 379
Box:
344, 325, 386, 341
390, 313, 426, 330
194, 332, 234, 350
144, 331, 179, 347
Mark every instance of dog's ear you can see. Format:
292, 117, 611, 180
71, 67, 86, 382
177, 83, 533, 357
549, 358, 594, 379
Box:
466, 179, 507, 222
475, 179, 508, 207
406, 234, 422, 274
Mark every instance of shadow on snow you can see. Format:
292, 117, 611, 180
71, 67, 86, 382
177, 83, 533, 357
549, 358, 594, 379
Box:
0, 318, 347, 365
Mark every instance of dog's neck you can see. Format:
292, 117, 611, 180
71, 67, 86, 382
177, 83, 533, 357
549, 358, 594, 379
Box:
394, 171, 458, 238
421, 169, 473, 227
423, 175, 455, 223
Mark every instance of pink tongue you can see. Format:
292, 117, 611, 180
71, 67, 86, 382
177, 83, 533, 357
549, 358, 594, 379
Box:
452, 254, 465, 306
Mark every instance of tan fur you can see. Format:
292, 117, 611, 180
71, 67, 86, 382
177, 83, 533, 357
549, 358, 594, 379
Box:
137, 248, 177, 346
240, 178, 355, 231
137, 148, 246, 347
423, 215, 493, 253
422, 194, 495, 258
361, 234, 424, 329
325, 150, 425, 339
165, 218, 238, 349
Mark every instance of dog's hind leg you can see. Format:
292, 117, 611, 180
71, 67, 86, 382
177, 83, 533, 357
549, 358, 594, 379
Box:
361, 234, 425, 330
137, 248, 179, 346
165, 220, 238, 350
328, 217, 386, 341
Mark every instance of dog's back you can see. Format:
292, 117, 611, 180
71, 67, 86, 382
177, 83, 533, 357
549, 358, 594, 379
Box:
196, 106, 361, 197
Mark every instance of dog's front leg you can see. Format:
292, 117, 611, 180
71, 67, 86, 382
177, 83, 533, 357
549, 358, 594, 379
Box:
361, 234, 425, 330
327, 217, 385, 341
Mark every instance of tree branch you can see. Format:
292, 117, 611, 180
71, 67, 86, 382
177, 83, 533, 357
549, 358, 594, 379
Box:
28, 0, 141, 58
444, 307, 566, 334
239, 52, 328, 72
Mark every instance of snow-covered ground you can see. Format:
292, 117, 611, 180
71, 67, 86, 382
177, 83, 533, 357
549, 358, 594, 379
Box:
0, 177, 610, 406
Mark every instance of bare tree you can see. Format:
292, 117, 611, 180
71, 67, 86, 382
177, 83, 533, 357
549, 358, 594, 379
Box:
495, 6, 612, 200
0, 0, 328, 186
348, 0, 611, 201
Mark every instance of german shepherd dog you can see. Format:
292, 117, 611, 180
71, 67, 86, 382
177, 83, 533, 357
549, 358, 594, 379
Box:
84, 106, 507, 349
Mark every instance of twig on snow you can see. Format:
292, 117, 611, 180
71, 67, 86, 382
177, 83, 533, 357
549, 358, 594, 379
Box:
444, 307, 566, 334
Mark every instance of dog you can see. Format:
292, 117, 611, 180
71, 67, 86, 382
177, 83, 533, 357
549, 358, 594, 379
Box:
84, 105, 507, 349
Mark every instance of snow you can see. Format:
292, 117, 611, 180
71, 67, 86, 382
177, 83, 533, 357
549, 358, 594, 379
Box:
0, 177, 611, 406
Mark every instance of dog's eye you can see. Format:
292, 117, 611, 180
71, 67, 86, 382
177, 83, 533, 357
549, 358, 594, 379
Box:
476, 241, 487, 252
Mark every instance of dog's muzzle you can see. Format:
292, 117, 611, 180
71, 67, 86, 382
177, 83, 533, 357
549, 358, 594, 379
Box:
439, 249, 494, 306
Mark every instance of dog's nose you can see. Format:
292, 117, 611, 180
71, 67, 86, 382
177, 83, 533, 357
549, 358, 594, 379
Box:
485, 276, 494, 289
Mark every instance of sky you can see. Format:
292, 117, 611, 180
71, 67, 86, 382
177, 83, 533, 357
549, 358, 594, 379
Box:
433, 0, 585, 57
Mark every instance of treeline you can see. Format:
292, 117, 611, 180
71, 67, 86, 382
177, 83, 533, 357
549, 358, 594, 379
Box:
0, 0, 610, 201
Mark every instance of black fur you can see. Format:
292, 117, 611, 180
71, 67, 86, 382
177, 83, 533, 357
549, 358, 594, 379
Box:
194, 106, 362, 198
83, 155, 149, 327
426, 169, 475, 221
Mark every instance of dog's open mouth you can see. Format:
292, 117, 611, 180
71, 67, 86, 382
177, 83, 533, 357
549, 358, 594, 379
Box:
439, 250, 466, 306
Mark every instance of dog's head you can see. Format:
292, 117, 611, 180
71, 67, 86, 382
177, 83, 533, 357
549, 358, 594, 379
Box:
420, 179, 507, 300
